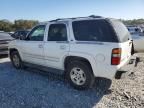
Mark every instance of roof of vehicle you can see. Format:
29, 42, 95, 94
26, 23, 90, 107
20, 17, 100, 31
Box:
39, 15, 116, 25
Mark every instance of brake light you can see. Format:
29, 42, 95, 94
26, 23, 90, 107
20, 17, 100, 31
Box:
111, 48, 121, 65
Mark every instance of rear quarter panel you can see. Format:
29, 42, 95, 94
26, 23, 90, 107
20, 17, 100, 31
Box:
69, 42, 120, 78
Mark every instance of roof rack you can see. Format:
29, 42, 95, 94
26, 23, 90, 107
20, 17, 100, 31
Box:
49, 18, 63, 22
89, 15, 103, 18
49, 17, 87, 22
49, 15, 104, 22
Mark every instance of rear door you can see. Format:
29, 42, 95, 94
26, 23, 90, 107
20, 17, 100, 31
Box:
111, 20, 132, 62
44, 23, 70, 70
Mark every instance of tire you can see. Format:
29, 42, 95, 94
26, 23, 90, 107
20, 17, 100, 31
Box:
10, 51, 23, 69
66, 60, 95, 90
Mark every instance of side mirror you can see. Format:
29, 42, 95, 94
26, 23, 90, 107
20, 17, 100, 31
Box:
11, 34, 19, 39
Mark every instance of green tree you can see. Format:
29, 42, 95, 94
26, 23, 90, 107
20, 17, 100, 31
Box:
0, 20, 13, 32
122, 19, 144, 25
14, 20, 38, 30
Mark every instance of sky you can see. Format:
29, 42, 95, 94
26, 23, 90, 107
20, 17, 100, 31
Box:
0, 0, 144, 22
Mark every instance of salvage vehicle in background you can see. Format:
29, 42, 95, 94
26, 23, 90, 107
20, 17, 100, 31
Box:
127, 26, 144, 52
0, 32, 13, 55
11, 30, 30, 39
9, 16, 132, 90
127, 26, 143, 35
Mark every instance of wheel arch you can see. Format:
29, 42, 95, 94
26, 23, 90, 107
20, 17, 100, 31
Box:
9, 48, 21, 60
64, 54, 96, 76
9, 48, 19, 55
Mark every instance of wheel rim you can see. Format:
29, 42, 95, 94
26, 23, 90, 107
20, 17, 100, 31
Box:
12, 54, 20, 67
70, 67, 86, 86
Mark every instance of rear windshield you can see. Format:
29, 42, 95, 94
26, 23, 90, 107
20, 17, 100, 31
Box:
111, 20, 131, 42
72, 20, 118, 42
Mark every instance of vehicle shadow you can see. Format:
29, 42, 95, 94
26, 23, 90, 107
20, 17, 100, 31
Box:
0, 60, 112, 108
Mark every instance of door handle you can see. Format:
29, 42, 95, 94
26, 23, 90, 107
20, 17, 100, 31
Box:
38, 44, 43, 48
60, 45, 66, 50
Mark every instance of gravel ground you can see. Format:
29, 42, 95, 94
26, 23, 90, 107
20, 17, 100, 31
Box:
96, 53, 144, 108
0, 53, 144, 108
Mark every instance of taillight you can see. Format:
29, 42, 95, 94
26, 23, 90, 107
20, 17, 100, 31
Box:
111, 48, 121, 65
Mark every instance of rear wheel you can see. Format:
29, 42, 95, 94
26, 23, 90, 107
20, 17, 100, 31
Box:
66, 61, 95, 90
10, 51, 23, 69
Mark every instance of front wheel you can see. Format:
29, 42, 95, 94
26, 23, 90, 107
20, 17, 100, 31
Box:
10, 51, 23, 69
66, 61, 95, 90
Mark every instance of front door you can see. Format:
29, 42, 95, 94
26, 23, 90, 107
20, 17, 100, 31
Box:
20, 25, 46, 65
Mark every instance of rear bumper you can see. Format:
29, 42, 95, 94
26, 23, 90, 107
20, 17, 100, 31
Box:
93, 56, 131, 79
115, 55, 139, 79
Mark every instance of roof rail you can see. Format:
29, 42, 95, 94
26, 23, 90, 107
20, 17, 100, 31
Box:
49, 17, 87, 22
49, 15, 103, 22
49, 18, 63, 22
89, 15, 103, 18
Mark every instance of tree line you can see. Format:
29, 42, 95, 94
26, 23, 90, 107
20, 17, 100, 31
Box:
0, 19, 144, 32
0, 19, 38, 32
122, 19, 144, 25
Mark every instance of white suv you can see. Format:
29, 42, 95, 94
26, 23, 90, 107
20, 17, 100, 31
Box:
9, 16, 132, 90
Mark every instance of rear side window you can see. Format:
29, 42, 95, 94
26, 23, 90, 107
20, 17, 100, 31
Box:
111, 20, 131, 42
48, 24, 67, 41
72, 20, 118, 42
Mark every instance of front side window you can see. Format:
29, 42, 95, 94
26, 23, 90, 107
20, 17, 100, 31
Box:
72, 20, 118, 42
27, 25, 45, 41
48, 24, 67, 41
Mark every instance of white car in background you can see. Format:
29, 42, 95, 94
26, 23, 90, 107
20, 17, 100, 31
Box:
132, 34, 144, 52
127, 26, 144, 52
127, 26, 143, 34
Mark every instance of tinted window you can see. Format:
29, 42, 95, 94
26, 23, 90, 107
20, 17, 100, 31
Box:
28, 25, 45, 41
48, 24, 67, 41
72, 20, 118, 42
111, 20, 131, 42
20, 31, 29, 36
